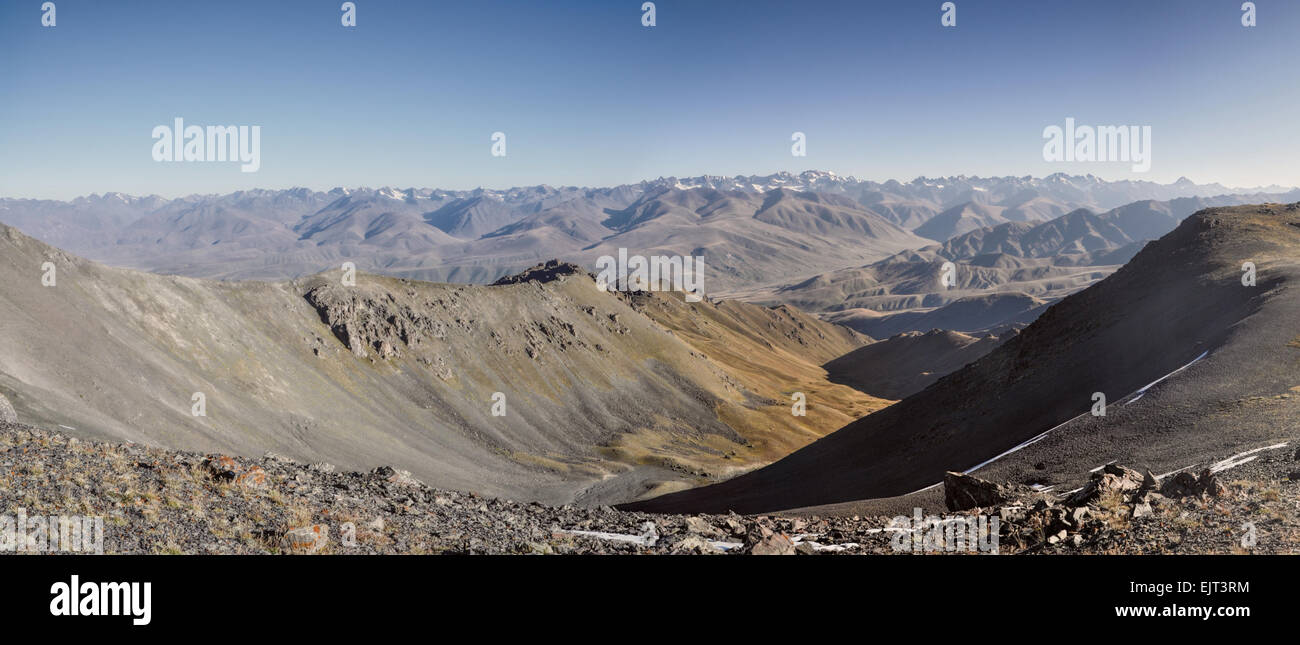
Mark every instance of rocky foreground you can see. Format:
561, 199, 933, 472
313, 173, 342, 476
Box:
1, 421, 1296, 555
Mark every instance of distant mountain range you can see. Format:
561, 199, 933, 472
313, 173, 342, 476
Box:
3, 173, 1295, 295
735, 192, 1300, 337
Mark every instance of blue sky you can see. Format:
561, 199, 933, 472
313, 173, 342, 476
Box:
1, 0, 1297, 198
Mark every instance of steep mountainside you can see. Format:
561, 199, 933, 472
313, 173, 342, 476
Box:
624, 204, 1300, 514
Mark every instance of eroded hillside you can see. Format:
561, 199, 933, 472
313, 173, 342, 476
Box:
0, 225, 881, 505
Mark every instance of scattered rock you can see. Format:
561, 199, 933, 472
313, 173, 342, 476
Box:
3, 422, 1293, 556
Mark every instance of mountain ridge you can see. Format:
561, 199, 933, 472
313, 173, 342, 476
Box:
0, 223, 885, 506
623, 203, 1300, 514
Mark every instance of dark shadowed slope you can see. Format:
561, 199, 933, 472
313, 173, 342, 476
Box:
623, 204, 1300, 514
824, 329, 1008, 400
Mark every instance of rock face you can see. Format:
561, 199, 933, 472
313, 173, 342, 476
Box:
0, 393, 16, 423
304, 283, 451, 360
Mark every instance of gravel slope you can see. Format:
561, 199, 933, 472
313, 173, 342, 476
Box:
5, 422, 1294, 555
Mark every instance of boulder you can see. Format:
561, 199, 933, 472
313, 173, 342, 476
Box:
748, 532, 796, 556
371, 465, 422, 487
282, 525, 328, 554
943, 471, 1019, 511
683, 516, 725, 538
1067, 464, 1144, 505
671, 535, 721, 554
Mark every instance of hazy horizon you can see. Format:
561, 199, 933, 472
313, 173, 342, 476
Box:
4, 170, 1297, 203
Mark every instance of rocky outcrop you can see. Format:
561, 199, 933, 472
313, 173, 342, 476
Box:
945, 460, 1262, 553
1065, 463, 1147, 505
944, 471, 1034, 511
304, 283, 451, 360
491, 260, 588, 286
